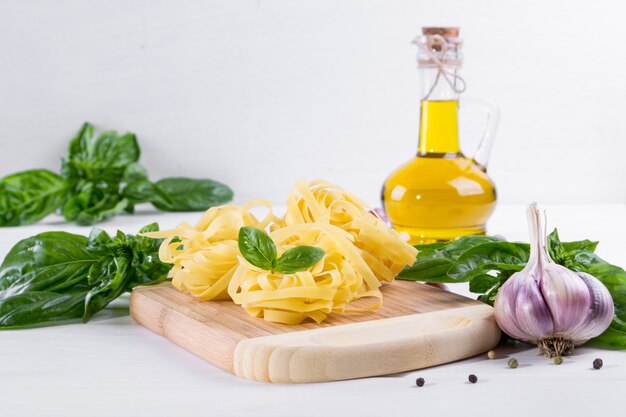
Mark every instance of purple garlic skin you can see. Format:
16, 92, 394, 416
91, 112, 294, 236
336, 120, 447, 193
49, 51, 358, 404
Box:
495, 265, 614, 346
494, 203, 614, 356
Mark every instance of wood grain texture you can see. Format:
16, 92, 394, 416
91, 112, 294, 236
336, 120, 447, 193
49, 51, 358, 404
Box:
130, 280, 500, 382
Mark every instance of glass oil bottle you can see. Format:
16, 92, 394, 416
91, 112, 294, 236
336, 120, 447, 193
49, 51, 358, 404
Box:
382, 27, 499, 244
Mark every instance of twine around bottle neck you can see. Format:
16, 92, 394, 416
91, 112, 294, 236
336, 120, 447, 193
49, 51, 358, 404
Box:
412, 35, 467, 101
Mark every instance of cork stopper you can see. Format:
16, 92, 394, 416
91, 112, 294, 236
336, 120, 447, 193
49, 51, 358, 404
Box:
422, 27, 460, 38
414, 26, 466, 99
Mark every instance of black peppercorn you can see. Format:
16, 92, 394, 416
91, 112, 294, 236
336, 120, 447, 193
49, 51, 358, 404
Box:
593, 358, 603, 370
468, 374, 478, 383
507, 358, 519, 369
415, 377, 425, 387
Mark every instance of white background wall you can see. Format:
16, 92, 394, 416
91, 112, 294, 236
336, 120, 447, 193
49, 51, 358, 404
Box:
1, 0, 625, 206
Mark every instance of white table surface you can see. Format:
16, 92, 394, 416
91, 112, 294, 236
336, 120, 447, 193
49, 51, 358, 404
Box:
1, 204, 625, 417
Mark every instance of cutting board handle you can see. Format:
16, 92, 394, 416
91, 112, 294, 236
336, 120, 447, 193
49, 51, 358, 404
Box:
234, 304, 500, 383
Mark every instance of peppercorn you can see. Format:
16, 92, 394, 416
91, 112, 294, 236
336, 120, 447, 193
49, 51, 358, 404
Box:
554, 356, 563, 365
487, 350, 496, 359
593, 358, 603, 370
415, 377, 425, 387
468, 374, 478, 383
508, 358, 519, 369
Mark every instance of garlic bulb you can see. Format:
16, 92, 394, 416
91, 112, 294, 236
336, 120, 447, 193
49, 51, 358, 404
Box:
494, 203, 614, 357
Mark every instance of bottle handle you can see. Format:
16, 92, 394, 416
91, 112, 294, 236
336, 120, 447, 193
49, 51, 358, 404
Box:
459, 97, 500, 170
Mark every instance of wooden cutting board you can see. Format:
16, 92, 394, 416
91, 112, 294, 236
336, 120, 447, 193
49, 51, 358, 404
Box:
130, 281, 500, 383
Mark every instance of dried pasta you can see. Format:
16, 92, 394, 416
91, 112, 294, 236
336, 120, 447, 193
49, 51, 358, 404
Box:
279, 180, 418, 282
144, 199, 275, 300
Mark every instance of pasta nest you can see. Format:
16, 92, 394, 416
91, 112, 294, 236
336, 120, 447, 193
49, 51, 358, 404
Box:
145, 200, 275, 300
279, 179, 417, 282
228, 223, 383, 324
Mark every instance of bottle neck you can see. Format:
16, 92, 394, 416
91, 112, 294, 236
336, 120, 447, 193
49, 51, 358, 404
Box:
417, 67, 461, 156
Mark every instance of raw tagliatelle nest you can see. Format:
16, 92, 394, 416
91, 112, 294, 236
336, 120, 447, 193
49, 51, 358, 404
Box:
146, 200, 275, 301
145, 180, 418, 324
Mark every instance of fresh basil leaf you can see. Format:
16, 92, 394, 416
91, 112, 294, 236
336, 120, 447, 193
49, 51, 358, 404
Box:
106, 229, 131, 258
477, 282, 502, 306
562, 251, 612, 277
62, 183, 130, 225
398, 235, 504, 282
585, 261, 626, 290
61, 123, 94, 184
468, 274, 501, 293
152, 178, 234, 211
590, 326, 626, 349
582, 261, 626, 321
67, 122, 95, 161
439, 235, 503, 251
123, 178, 234, 211
477, 270, 515, 306
136, 222, 160, 235
122, 162, 149, 183
87, 228, 113, 251
548, 228, 599, 255
0, 232, 96, 296
61, 123, 140, 184
418, 236, 503, 258
0, 169, 69, 226
61, 183, 93, 221
122, 180, 156, 204
547, 228, 600, 266
274, 246, 325, 274
84, 256, 130, 321
126, 223, 172, 286
91, 131, 140, 177
412, 242, 448, 251
238, 227, 277, 270
74, 197, 129, 226
397, 258, 455, 282
83, 224, 172, 319
562, 239, 599, 253
0, 291, 87, 329
547, 228, 565, 263
86, 256, 116, 286
447, 242, 529, 281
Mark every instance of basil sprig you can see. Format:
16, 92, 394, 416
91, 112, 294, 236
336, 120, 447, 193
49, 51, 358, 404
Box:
238, 227, 325, 274
398, 229, 626, 348
0, 122, 233, 227
0, 223, 172, 329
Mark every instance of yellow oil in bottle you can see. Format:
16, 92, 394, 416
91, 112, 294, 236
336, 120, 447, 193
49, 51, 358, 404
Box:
382, 100, 497, 244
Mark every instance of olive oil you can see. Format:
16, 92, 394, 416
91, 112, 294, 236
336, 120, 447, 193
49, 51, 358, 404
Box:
418, 100, 460, 154
382, 103, 496, 243
381, 28, 498, 244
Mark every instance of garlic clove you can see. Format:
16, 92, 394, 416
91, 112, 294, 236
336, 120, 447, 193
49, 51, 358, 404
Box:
539, 264, 592, 335
567, 272, 614, 345
493, 277, 525, 340
494, 270, 553, 344
513, 272, 554, 342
